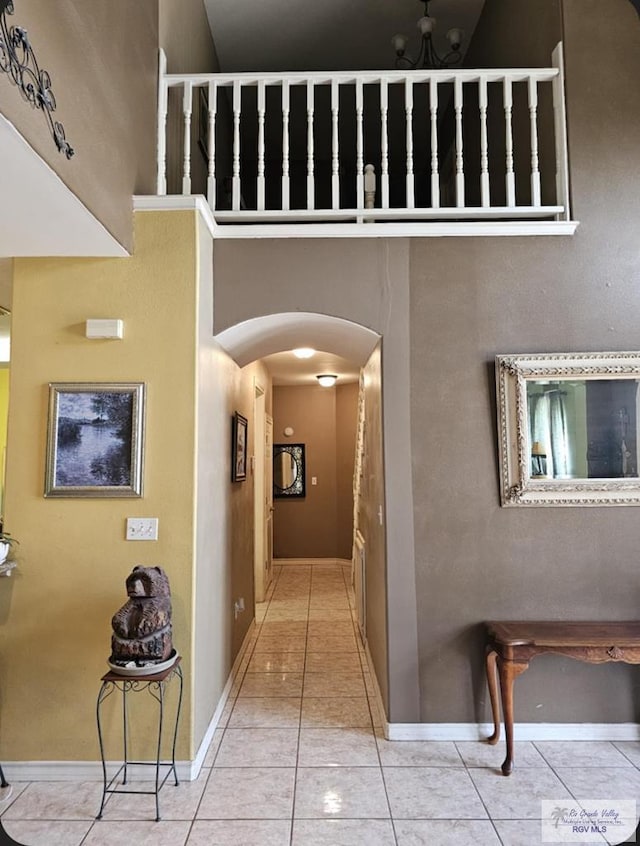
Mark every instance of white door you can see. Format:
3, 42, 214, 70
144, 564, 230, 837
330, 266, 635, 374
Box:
254, 386, 266, 603
264, 415, 273, 591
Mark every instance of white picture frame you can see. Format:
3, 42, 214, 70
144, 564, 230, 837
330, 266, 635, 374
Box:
496, 352, 640, 506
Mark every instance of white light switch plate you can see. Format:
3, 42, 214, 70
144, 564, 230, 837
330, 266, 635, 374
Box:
126, 517, 159, 541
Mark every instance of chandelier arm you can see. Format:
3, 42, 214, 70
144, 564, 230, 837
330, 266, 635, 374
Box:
395, 53, 419, 70
442, 49, 463, 67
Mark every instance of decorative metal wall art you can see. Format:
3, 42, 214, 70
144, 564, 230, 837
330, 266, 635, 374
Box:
0, 0, 74, 158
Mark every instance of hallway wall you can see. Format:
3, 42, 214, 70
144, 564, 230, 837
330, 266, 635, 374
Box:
193, 216, 271, 751
273, 384, 337, 559
336, 382, 359, 559
272, 382, 358, 560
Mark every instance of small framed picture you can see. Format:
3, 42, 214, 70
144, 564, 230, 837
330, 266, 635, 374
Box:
232, 411, 248, 482
44, 382, 145, 498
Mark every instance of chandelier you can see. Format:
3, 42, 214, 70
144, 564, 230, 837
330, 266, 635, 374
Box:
392, 0, 464, 70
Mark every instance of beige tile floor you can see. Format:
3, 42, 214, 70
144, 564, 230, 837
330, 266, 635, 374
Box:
2, 561, 640, 845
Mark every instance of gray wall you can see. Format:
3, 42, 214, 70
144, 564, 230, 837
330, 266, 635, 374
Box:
0, 0, 158, 253
212, 0, 640, 727
411, 0, 640, 724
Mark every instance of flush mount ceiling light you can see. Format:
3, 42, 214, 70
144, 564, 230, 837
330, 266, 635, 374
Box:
293, 347, 315, 359
392, 0, 464, 70
316, 374, 338, 388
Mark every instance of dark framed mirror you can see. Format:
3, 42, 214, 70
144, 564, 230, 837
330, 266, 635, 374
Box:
273, 443, 305, 498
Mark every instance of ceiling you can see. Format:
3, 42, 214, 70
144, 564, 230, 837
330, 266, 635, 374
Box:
204, 0, 486, 73
262, 349, 360, 386
215, 312, 379, 386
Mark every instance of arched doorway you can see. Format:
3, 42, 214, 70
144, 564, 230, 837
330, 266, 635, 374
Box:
214, 312, 394, 705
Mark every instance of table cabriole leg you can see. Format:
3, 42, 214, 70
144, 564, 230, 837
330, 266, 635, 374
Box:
485, 646, 501, 745
497, 656, 529, 776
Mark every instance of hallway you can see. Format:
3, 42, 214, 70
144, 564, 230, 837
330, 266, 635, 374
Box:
2, 561, 640, 844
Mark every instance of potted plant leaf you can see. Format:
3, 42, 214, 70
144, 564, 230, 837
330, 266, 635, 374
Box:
0, 531, 18, 576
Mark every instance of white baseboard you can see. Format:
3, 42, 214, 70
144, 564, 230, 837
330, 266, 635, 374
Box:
7, 722, 638, 782
187, 619, 256, 779
362, 639, 388, 731
3, 621, 257, 784
359, 642, 640, 743
385, 722, 640, 742
273, 557, 351, 567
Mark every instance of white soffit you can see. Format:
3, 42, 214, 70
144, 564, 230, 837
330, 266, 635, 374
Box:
0, 114, 128, 257
215, 312, 380, 368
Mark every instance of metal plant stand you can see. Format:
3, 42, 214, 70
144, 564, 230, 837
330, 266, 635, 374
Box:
95, 656, 183, 822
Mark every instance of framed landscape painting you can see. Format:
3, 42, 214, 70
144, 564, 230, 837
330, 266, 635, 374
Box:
232, 411, 248, 482
44, 382, 145, 497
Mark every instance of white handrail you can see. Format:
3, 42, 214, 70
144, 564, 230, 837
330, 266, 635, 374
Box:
156, 46, 572, 227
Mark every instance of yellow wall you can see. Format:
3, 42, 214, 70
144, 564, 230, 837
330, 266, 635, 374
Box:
2, 211, 199, 761
0, 368, 9, 518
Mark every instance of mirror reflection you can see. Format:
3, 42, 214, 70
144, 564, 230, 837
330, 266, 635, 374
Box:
273, 443, 305, 498
274, 451, 297, 490
527, 379, 639, 480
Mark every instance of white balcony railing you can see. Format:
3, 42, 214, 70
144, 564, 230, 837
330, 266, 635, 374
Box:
156, 44, 575, 234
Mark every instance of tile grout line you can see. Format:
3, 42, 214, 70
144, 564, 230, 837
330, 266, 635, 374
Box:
289, 561, 313, 844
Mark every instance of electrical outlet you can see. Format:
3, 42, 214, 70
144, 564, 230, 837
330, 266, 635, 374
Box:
126, 517, 159, 541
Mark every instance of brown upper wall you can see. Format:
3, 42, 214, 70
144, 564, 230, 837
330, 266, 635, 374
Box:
272, 382, 358, 560
273, 384, 339, 559
462, 0, 562, 207
410, 0, 640, 724
158, 0, 220, 197
0, 0, 159, 253
159, 0, 220, 73
465, 0, 562, 68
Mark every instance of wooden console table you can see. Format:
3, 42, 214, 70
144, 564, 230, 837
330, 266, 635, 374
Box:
485, 621, 640, 776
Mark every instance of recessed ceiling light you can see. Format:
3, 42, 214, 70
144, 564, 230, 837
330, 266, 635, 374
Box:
293, 347, 315, 359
